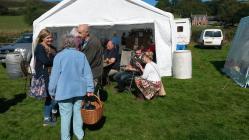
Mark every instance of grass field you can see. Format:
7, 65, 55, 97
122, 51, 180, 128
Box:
0, 43, 249, 140
0, 16, 31, 32
0, 16, 32, 43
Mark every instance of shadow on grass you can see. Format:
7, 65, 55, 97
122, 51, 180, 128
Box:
98, 88, 108, 102
194, 44, 204, 49
194, 44, 221, 50
210, 60, 226, 75
69, 117, 106, 138
0, 93, 26, 113
83, 116, 106, 130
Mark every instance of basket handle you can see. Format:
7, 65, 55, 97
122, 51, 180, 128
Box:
82, 94, 102, 108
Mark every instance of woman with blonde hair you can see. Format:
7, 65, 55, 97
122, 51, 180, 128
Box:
134, 51, 161, 100
34, 28, 57, 126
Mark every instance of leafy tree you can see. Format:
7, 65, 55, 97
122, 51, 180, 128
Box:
204, 1, 219, 16
215, 0, 241, 25
171, 0, 180, 6
0, 4, 9, 15
156, 0, 246, 25
156, 0, 208, 17
201, 0, 247, 25
155, 0, 172, 12
23, 0, 55, 25
234, 4, 249, 23
176, 0, 208, 17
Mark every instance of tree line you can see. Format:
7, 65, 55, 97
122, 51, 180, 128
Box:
0, 0, 56, 25
1, 0, 248, 26
156, 0, 249, 25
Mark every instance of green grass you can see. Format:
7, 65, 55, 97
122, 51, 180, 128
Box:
0, 16, 32, 43
0, 16, 31, 33
0, 44, 249, 140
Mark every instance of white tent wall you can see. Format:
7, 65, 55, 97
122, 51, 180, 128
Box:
32, 0, 176, 76
155, 20, 175, 75
223, 16, 249, 87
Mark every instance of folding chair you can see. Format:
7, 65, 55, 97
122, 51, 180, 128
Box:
119, 48, 137, 93
120, 48, 132, 66
119, 48, 132, 70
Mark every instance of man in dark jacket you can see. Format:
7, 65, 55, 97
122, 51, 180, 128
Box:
78, 24, 103, 81
113, 47, 144, 92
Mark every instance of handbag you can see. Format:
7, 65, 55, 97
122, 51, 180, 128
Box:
29, 75, 47, 99
159, 81, 166, 96
150, 63, 166, 96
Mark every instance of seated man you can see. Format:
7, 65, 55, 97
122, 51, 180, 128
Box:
102, 40, 119, 84
113, 47, 144, 92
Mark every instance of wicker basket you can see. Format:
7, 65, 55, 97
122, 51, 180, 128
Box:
81, 94, 103, 125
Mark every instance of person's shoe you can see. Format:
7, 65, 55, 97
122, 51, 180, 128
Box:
43, 118, 56, 127
43, 118, 51, 126
51, 113, 57, 123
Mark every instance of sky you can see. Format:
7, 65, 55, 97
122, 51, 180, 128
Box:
143, 0, 157, 6
45, 0, 158, 6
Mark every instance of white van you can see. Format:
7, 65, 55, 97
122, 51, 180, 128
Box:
199, 29, 224, 49
174, 18, 191, 45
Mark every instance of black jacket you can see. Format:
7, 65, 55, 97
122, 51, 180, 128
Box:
34, 44, 56, 88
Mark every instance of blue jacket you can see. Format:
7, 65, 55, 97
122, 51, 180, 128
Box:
49, 48, 94, 101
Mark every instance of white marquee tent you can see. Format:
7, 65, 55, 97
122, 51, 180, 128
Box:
223, 16, 249, 87
33, 0, 176, 76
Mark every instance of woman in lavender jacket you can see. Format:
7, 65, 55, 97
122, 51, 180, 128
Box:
49, 34, 94, 140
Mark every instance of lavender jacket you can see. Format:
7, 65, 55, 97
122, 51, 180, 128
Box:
49, 48, 94, 101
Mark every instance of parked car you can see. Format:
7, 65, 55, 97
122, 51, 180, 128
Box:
0, 33, 32, 67
198, 29, 224, 49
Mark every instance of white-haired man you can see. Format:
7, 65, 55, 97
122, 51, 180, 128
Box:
77, 24, 103, 84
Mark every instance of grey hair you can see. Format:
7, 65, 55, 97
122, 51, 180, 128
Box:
70, 27, 80, 37
62, 34, 77, 48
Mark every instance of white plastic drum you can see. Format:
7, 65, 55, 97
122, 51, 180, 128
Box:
6, 53, 23, 79
173, 50, 192, 79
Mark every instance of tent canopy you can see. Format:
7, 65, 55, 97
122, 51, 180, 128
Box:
33, 0, 176, 76
223, 16, 249, 87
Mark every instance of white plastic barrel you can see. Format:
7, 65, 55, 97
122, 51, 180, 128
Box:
6, 53, 23, 79
173, 50, 192, 79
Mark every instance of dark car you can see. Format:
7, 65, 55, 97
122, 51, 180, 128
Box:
0, 33, 32, 66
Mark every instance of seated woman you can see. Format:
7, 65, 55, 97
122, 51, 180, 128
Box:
134, 52, 161, 100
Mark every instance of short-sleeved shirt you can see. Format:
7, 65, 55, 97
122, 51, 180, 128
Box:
103, 48, 119, 70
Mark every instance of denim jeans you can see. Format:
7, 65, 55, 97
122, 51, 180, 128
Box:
113, 71, 133, 89
44, 96, 57, 119
58, 98, 83, 140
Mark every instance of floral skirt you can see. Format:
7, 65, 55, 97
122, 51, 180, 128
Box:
134, 77, 161, 100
